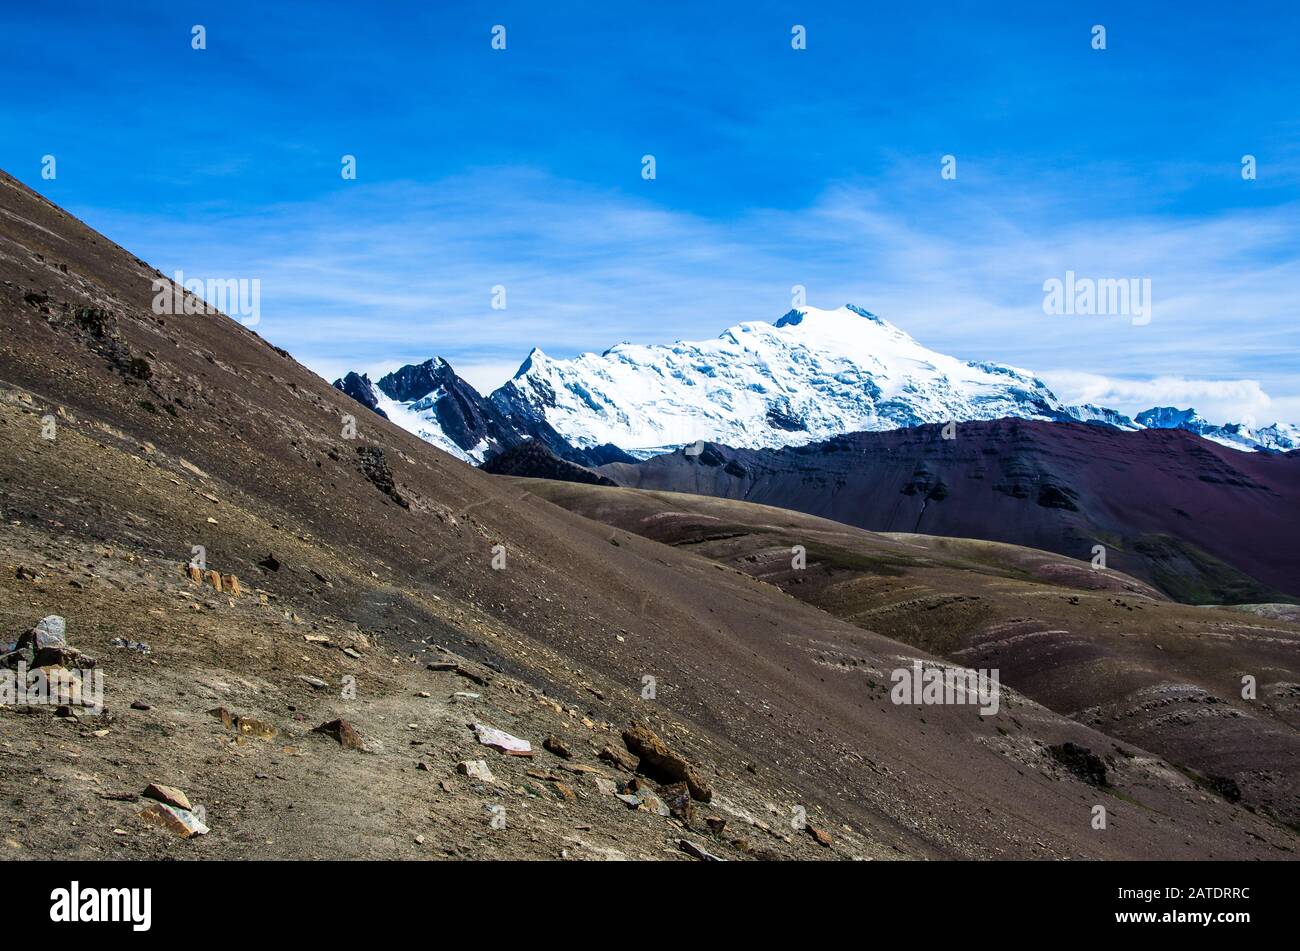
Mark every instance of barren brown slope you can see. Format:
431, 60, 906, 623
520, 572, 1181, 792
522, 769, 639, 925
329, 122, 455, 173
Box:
597, 423, 1300, 604
523, 479, 1300, 832
1, 167, 1295, 859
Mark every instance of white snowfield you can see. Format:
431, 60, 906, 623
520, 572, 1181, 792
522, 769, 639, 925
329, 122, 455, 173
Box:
493, 304, 1066, 455
372, 390, 486, 464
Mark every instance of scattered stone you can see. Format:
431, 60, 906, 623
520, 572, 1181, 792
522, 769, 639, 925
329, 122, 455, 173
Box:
805, 823, 833, 848
454, 665, 490, 687
297, 675, 328, 690
615, 793, 642, 809
109, 637, 151, 655
473, 722, 533, 757
143, 783, 192, 811
543, 734, 573, 759
678, 839, 723, 861
660, 782, 697, 825
130, 700, 151, 711
706, 817, 728, 836
457, 760, 496, 783
18, 615, 65, 651
208, 707, 278, 741
593, 777, 618, 796
622, 723, 713, 802
641, 793, 671, 817
313, 718, 366, 751
598, 744, 638, 772
139, 801, 209, 838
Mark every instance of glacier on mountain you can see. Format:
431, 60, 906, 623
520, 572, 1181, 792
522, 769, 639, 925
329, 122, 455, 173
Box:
489, 304, 1068, 456
335, 304, 1297, 460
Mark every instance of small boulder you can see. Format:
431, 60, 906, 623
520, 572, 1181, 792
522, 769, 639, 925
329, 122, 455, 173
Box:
543, 734, 573, 759
805, 823, 833, 848
457, 760, 496, 783
313, 718, 366, 751
472, 722, 533, 757
17, 615, 66, 652
143, 783, 192, 811
622, 723, 713, 802
659, 782, 698, 826
598, 744, 639, 772
139, 801, 208, 838
593, 776, 618, 796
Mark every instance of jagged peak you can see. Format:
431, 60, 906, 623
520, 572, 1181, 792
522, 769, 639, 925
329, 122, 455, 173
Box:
512, 346, 549, 379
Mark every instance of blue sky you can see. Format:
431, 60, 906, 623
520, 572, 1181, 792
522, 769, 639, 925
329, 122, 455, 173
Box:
3, 1, 1298, 423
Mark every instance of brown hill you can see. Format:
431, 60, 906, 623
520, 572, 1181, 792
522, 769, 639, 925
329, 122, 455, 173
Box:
597, 423, 1300, 604
523, 480, 1300, 830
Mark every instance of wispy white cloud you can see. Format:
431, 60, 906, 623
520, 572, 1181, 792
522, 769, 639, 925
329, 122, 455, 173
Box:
75, 166, 1300, 423
1040, 371, 1274, 425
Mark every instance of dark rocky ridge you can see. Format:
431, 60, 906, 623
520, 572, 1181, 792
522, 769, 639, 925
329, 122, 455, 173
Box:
598, 419, 1300, 604
333, 357, 634, 468
334, 371, 387, 419
481, 440, 617, 486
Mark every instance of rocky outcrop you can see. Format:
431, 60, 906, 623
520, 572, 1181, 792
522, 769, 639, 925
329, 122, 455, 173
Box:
621, 723, 713, 803
480, 440, 617, 486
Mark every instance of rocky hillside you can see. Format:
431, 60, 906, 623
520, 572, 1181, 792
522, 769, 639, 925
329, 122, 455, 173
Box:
525, 479, 1300, 830
1, 168, 1295, 860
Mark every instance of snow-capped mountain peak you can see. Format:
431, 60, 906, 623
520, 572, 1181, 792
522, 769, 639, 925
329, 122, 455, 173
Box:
337, 305, 1298, 463
489, 304, 1067, 456
334, 354, 635, 467
1136, 405, 1300, 452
